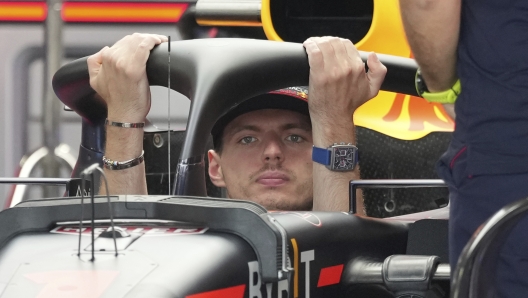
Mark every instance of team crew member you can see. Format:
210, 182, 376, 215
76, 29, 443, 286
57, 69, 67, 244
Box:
88, 34, 387, 213
400, 0, 528, 295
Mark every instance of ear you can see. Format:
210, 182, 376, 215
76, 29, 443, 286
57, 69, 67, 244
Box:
208, 150, 226, 188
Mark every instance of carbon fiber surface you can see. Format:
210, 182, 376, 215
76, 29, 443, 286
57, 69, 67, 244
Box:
357, 127, 451, 218
143, 130, 223, 198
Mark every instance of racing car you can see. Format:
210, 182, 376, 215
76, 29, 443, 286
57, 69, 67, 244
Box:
0, 0, 525, 294
0, 37, 458, 298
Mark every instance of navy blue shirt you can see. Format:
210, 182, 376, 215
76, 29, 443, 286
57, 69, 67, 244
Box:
455, 0, 528, 175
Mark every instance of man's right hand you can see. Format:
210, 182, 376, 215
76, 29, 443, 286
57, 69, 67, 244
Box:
87, 33, 168, 123
87, 33, 166, 196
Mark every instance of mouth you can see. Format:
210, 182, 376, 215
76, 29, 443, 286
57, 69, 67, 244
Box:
256, 171, 290, 187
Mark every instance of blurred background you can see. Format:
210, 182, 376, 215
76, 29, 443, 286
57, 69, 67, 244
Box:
0, 0, 197, 206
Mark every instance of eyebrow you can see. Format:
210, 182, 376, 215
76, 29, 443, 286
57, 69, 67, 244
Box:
281, 122, 312, 132
226, 125, 262, 137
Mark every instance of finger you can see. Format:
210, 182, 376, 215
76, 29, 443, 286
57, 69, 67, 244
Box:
87, 46, 108, 81
154, 34, 169, 43
313, 36, 335, 67
340, 38, 362, 64
87, 46, 107, 67
138, 33, 168, 44
303, 38, 324, 72
366, 52, 387, 97
328, 37, 349, 66
133, 35, 165, 65
136, 33, 168, 44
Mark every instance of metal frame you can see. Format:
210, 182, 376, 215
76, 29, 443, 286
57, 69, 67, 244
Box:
0, 176, 82, 205
349, 179, 447, 214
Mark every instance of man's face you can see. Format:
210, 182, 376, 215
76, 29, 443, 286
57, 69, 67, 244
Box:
208, 109, 313, 210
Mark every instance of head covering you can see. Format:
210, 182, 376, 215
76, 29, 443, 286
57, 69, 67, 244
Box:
211, 86, 309, 149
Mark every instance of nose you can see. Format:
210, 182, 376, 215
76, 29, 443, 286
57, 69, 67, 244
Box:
262, 134, 284, 164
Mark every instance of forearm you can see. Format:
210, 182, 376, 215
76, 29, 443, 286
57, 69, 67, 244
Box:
399, 0, 460, 91
303, 38, 385, 215
99, 125, 147, 195
311, 121, 363, 214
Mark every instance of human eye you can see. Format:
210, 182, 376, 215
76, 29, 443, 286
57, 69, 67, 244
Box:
286, 134, 304, 143
239, 136, 257, 145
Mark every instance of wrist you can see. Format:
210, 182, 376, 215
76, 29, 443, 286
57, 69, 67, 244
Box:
105, 126, 144, 160
107, 100, 148, 123
311, 121, 356, 147
309, 109, 356, 125
107, 111, 146, 124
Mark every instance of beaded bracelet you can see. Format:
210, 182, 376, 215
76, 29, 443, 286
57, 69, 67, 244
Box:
102, 151, 144, 170
105, 119, 145, 128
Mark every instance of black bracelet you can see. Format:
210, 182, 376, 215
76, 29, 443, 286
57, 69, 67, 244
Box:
102, 151, 144, 170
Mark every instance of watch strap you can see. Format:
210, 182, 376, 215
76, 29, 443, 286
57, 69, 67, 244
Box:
422, 79, 461, 104
312, 146, 331, 166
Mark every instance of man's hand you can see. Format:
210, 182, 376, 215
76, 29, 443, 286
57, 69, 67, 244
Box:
303, 36, 386, 127
87, 33, 168, 122
304, 37, 386, 213
87, 33, 167, 196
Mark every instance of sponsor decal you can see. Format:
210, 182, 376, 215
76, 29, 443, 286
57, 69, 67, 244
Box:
247, 244, 315, 298
317, 265, 344, 287
247, 261, 289, 298
247, 245, 340, 297
269, 87, 308, 101
301, 250, 315, 298
186, 285, 245, 298
75, 187, 89, 197
51, 226, 208, 237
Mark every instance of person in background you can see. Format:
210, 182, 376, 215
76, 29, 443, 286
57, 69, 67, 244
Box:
400, 0, 528, 296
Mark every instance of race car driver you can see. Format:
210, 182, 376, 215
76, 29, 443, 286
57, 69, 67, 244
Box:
87, 33, 387, 213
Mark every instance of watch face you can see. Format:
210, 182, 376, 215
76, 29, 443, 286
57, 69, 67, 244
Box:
332, 146, 355, 171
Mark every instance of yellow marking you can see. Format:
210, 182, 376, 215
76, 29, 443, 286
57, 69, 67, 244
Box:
291, 238, 299, 298
434, 105, 450, 123
261, 0, 283, 41
355, 0, 411, 56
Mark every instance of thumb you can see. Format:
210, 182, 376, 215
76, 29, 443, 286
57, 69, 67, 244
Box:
87, 46, 108, 90
366, 52, 387, 98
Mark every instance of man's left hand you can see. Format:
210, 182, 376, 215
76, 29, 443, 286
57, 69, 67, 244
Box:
303, 36, 386, 128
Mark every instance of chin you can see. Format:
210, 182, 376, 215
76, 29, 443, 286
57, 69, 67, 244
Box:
251, 194, 312, 211
226, 187, 312, 211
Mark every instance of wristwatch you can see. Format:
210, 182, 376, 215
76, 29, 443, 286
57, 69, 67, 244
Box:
415, 68, 461, 104
312, 143, 358, 171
